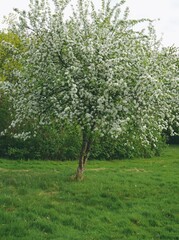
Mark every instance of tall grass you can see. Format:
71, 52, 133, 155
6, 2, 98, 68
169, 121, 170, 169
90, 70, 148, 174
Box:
0, 145, 179, 239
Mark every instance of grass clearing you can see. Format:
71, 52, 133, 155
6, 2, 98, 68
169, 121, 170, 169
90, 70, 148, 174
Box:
0, 145, 179, 239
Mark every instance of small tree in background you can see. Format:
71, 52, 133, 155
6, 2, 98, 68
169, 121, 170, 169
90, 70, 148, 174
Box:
0, 31, 23, 141
1, 0, 178, 179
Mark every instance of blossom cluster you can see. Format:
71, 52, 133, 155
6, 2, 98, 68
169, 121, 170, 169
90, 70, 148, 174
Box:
1, 0, 178, 145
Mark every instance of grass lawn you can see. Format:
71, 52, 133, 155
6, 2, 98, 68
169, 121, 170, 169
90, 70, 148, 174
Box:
0, 145, 179, 240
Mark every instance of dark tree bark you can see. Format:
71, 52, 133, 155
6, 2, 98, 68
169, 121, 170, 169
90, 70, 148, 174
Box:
75, 130, 93, 180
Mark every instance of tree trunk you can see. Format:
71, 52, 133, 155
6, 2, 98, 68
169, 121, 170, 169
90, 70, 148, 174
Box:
75, 131, 92, 180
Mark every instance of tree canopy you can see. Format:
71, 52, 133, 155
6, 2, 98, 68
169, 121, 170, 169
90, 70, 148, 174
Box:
0, 31, 24, 133
1, 0, 179, 179
0, 31, 22, 82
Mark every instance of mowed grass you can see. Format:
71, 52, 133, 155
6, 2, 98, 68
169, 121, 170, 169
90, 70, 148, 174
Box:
0, 146, 179, 240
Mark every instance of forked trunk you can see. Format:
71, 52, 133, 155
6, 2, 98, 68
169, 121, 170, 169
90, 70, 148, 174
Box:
75, 131, 92, 180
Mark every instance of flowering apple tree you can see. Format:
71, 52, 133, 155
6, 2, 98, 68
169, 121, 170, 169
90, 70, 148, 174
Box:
2, 0, 179, 179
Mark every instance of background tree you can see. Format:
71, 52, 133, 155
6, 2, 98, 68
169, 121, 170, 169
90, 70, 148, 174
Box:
0, 31, 23, 157
0, 31, 22, 82
1, 0, 178, 179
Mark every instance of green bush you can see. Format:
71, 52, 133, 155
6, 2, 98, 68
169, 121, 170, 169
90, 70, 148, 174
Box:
0, 124, 166, 160
0, 123, 81, 160
91, 131, 166, 160
30, 124, 81, 160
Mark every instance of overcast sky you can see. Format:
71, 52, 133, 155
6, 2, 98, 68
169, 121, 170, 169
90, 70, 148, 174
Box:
0, 0, 178, 47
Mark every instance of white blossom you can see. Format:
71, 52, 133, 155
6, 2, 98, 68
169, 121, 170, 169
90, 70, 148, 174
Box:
1, 0, 178, 146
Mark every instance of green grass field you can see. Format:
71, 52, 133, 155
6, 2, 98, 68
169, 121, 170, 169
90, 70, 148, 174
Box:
0, 145, 179, 240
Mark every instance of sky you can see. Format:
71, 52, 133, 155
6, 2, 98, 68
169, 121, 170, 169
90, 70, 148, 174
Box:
0, 0, 179, 47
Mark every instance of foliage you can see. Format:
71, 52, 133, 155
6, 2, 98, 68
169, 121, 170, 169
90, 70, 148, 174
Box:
0, 123, 166, 160
0, 31, 22, 82
31, 124, 82, 160
0, 32, 20, 149
0, 146, 179, 239
0, 31, 24, 125
91, 132, 166, 160
0, 31, 25, 156
0, 91, 11, 132
0, 123, 81, 160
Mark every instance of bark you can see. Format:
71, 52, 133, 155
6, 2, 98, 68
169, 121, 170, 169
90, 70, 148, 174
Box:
75, 131, 92, 180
